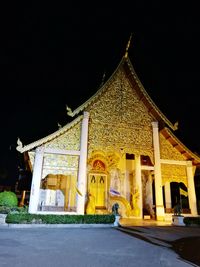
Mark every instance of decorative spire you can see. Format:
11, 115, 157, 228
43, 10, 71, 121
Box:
124, 33, 133, 58
100, 71, 106, 87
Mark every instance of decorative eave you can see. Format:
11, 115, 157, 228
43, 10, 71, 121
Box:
16, 115, 83, 153
160, 127, 200, 166
124, 57, 177, 131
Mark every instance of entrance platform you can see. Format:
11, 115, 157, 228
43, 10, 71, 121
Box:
119, 218, 172, 227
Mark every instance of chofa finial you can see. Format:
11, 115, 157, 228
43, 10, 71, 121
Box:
16, 137, 23, 152
173, 121, 179, 130
124, 33, 133, 58
66, 105, 73, 117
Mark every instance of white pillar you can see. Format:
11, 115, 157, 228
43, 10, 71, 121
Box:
76, 112, 89, 214
152, 121, 165, 220
186, 161, 198, 215
164, 181, 171, 209
28, 147, 44, 213
134, 154, 142, 218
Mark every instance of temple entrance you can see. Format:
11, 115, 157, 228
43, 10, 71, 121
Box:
88, 174, 107, 209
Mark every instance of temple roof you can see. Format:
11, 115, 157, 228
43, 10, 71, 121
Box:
67, 55, 178, 131
17, 54, 200, 168
161, 127, 200, 166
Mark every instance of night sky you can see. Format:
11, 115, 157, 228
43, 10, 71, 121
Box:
1, 2, 200, 185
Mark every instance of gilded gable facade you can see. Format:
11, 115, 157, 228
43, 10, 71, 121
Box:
17, 55, 200, 220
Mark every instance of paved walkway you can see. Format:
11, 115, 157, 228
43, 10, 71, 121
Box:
0, 223, 198, 267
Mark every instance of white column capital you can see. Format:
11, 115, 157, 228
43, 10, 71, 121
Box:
35, 146, 45, 154
152, 121, 158, 128
186, 161, 193, 167
83, 111, 90, 119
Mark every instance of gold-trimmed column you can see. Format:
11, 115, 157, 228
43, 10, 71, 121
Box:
186, 161, 197, 215
29, 147, 44, 213
76, 112, 89, 214
152, 121, 165, 220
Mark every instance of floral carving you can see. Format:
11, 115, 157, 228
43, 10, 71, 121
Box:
44, 122, 81, 150
161, 164, 187, 184
160, 134, 186, 161
87, 69, 154, 157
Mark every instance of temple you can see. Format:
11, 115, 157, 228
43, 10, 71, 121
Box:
16, 43, 200, 221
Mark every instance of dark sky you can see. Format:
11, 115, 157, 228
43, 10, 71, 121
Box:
1, 2, 200, 185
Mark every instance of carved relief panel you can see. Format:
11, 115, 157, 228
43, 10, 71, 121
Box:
44, 122, 81, 150
161, 164, 187, 184
160, 134, 186, 161
87, 69, 154, 156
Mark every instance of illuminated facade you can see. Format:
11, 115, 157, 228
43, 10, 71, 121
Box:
17, 52, 200, 221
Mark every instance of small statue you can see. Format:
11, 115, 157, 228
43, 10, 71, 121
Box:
86, 192, 95, 214
173, 202, 182, 216
112, 203, 120, 215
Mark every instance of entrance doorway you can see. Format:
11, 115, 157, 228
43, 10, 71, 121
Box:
88, 174, 107, 209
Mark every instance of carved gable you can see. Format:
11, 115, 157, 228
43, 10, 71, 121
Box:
44, 121, 81, 150
160, 133, 186, 161
87, 68, 154, 156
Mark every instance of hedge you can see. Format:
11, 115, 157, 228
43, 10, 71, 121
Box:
184, 216, 200, 226
6, 213, 115, 224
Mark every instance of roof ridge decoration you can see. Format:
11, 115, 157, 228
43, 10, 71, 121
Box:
16, 115, 83, 153
124, 33, 133, 59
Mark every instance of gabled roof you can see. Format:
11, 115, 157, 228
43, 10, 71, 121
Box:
160, 127, 200, 166
16, 115, 83, 153
67, 55, 177, 131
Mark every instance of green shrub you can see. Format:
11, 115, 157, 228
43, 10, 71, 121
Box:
184, 216, 200, 226
6, 213, 115, 224
0, 191, 18, 208
0, 206, 12, 214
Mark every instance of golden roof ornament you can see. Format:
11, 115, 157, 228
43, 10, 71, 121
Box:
66, 105, 73, 117
57, 122, 62, 129
173, 121, 179, 130
124, 33, 133, 58
16, 137, 23, 152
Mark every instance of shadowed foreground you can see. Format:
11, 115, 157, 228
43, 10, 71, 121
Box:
171, 236, 200, 266
117, 223, 200, 267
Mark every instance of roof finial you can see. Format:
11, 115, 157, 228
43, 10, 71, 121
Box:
100, 70, 106, 87
124, 33, 133, 58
